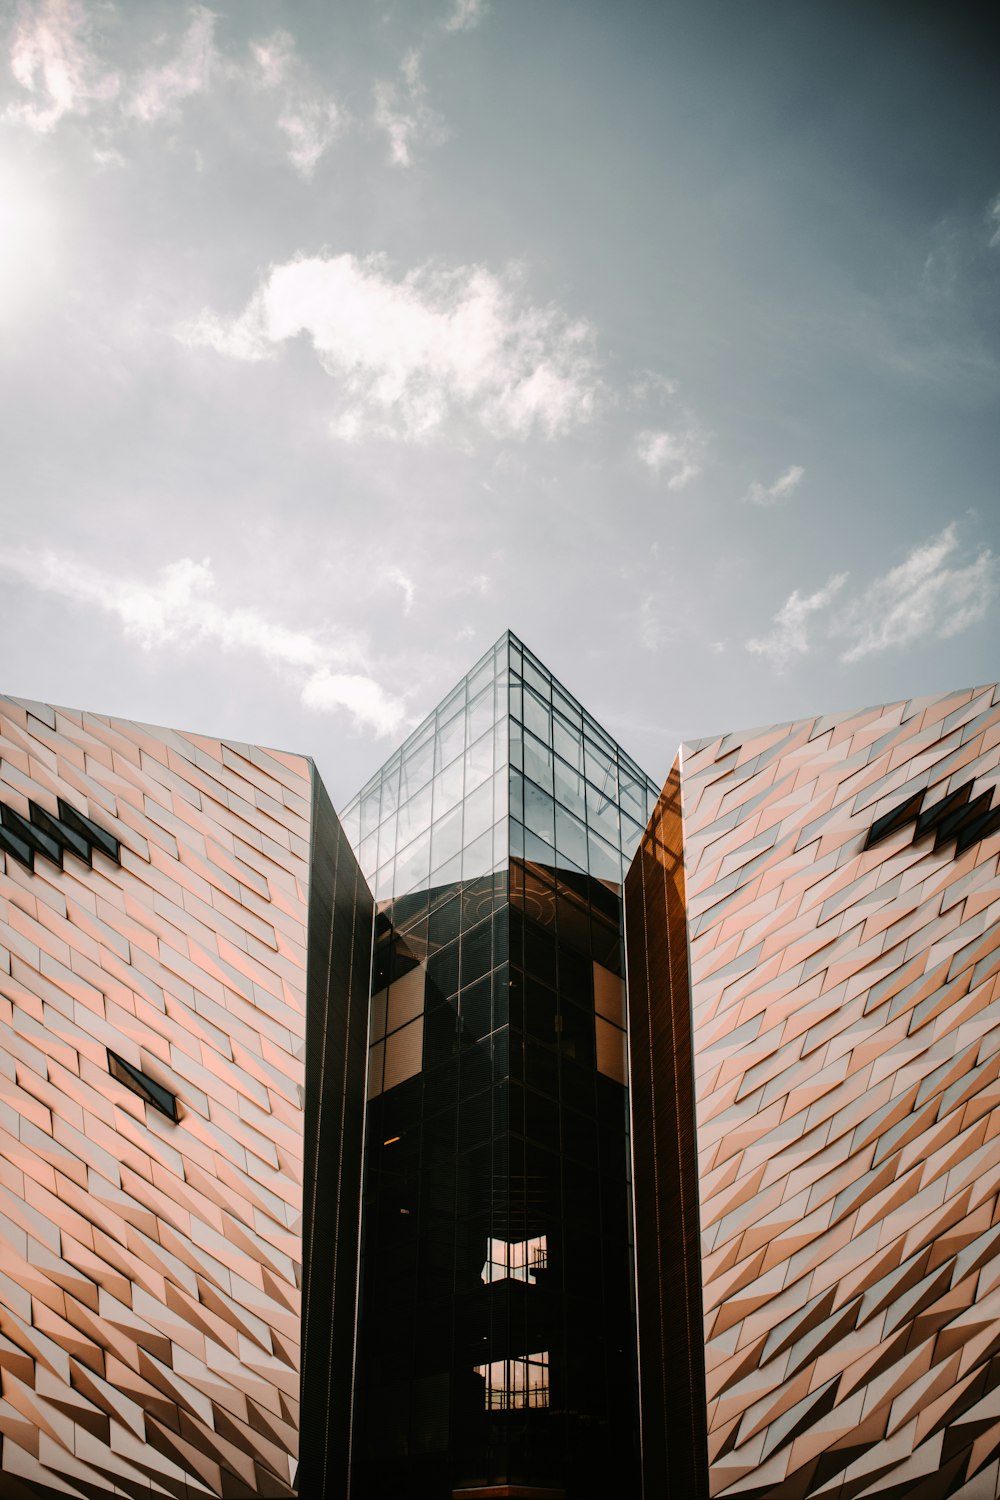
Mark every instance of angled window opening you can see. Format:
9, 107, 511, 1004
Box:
107, 1049, 179, 1122
57, 798, 121, 863
0, 803, 63, 868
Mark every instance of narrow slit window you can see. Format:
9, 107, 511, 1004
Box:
107, 1049, 179, 1122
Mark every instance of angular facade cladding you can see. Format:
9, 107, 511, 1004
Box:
627, 684, 1000, 1500
4, 654, 1000, 1500
340, 632, 659, 1500
0, 697, 372, 1500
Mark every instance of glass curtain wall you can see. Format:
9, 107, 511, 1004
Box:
340, 632, 660, 1500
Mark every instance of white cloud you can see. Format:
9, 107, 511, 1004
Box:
386, 566, 415, 614
638, 594, 661, 651
630, 370, 679, 403
837, 524, 997, 663
443, 0, 488, 31
246, 29, 346, 177
177, 252, 603, 442
744, 463, 804, 507
248, 30, 294, 89
4, 0, 119, 132
636, 426, 706, 490
373, 48, 439, 167
277, 99, 345, 178
988, 193, 1000, 250
125, 6, 216, 122
746, 572, 848, 670
0, 549, 405, 736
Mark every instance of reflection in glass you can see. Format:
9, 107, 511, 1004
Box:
481, 1234, 548, 1284
475, 1352, 550, 1410
343, 631, 662, 1500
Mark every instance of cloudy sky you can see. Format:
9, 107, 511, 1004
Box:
1, 0, 998, 805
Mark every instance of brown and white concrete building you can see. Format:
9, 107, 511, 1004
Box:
1, 652, 999, 1500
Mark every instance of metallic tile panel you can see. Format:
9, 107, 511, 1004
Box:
678, 685, 1000, 1500
0, 697, 314, 1499
624, 758, 709, 1500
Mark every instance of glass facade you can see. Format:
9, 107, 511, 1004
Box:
340, 631, 660, 1499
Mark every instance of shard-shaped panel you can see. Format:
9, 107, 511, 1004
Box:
671, 684, 1000, 1500
0, 696, 370, 1500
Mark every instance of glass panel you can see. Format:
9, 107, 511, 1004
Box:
524, 781, 555, 848
361, 788, 381, 838
387, 965, 425, 1034
523, 658, 551, 702
492, 767, 508, 823
587, 782, 620, 847
465, 729, 494, 794
467, 684, 494, 746
359, 831, 378, 878
397, 781, 434, 846
620, 810, 645, 861
375, 862, 395, 901
473, 1351, 550, 1410
587, 826, 620, 882
509, 719, 523, 772
509, 767, 524, 824
431, 805, 464, 874
593, 962, 626, 1027
554, 805, 588, 872
433, 757, 465, 819
553, 756, 587, 820
553, 685, 582, 727
468, 655, 495, 702
367, 1040, 385, 1099
595, 1016, 626, 1084
553, 716, 584, 773
492, 819, 507, 871
585, 740, 617, 796
522, 731, 553, 794
438, 681, 466, 724
380, 761, 401, 817
494, 676, 509, 721
435, 710, 466, 772
395, 827, 431, 894
377, 812, 397, 867
509, 677, 523, 724
464, 778, 494, 846
463, 828, 493, 882
522, 686, 551, 744
340, 798, 361, 847
400, 738, 435, 800
370, 988, 388, 1043
384, 1016, 423, 1090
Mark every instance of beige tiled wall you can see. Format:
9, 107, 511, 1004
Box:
681, 685, 1000, 1499
0, 697, 313, 1499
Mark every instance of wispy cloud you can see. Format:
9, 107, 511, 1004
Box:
837, 524, 997, 662
177, 252, 603, 442
386, 566, 415, 614
277, 99, 345, 177
0, 549, 406, 735
124, 6, 216, 122
988, 192, 1000, 250
4, 8, 347, 178
743, 463, 804, 507
745, 572, 848, 670
372, 48, 439, 167
4, 0, 119, 132
247, 28, 346, 178
636, 426, 706, 490
745, 524, 997, 672
443, 0, 489, 32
